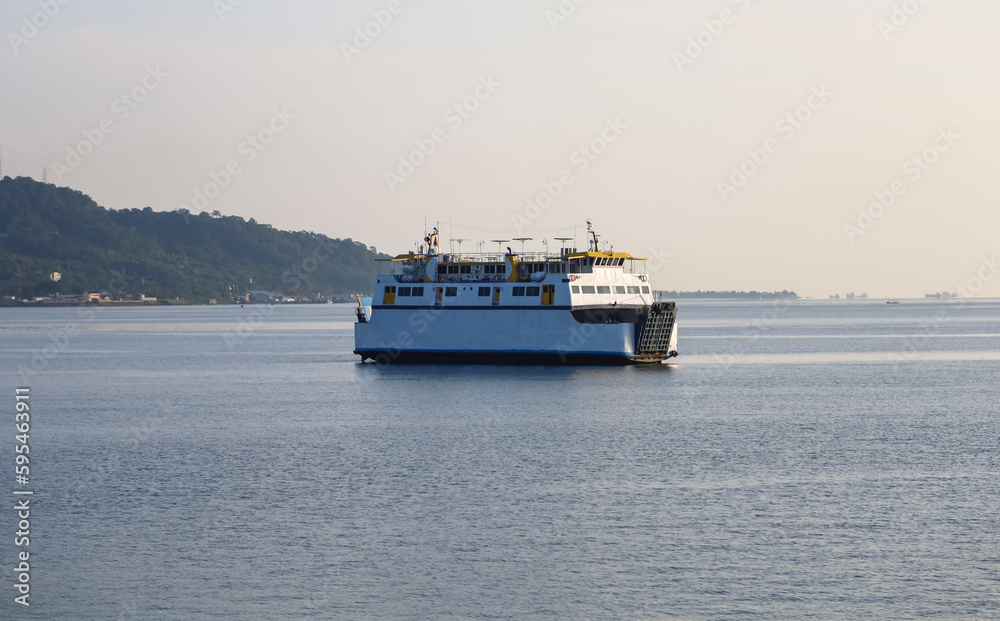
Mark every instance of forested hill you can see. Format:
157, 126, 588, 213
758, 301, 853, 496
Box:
0, 176, 387, 302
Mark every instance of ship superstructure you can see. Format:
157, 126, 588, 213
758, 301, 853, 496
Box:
354, 224, 678, 364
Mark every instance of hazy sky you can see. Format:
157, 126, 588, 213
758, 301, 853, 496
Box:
1, 0, 997, 297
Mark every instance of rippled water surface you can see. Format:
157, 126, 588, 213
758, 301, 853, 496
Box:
1, 299, 999, 619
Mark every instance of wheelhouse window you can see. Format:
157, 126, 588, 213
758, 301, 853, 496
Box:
572, 286, 580, 293
627, 286, 640, 294
581, 286, 596, 294
615, 286, 626, 294
641, 286, 650, 294
597, 286, 611, 294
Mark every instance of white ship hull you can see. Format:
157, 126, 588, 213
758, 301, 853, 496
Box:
355, 305, 644, 364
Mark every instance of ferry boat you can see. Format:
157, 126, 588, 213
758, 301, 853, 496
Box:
353, 223, 678, 365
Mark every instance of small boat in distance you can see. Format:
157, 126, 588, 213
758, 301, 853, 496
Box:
886, 299, 899, 304
353, 223, 679, 365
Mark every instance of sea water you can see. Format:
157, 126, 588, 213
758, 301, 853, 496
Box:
0, 299, 998, 619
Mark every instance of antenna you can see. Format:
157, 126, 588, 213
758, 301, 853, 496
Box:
491, 239, 509, 255
452, 238, 466, 256
513, 237, 532, 254
555, 237, 573, 254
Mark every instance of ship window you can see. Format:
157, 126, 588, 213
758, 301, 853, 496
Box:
461, 265, 472, 274
398, 287, 411, 297
445, 287, 458, 297
412, 287, 424, 296
527, 286, 540, 297
615, 286, 626, 294
581, 286, 596, 294
572, 286, 580, 293
478, 287, 490, 297
485, 265, 494, 274
512, 287, 525, 297
597, 286, 611, 294
642, 286, 650, 294
628, 286, 640, 294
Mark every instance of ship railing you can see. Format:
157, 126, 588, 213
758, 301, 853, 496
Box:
435, 251, 563, 264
